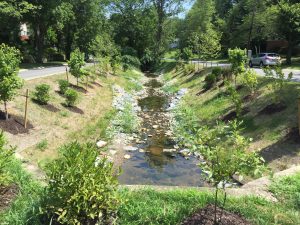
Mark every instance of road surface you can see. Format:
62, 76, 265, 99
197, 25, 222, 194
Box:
191, 60, 300, 82
19, 63, 94, 80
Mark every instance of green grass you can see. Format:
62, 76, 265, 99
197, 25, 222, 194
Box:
269, 172, 300, 210
118, 188, 300, 225
35, 139, 48, 151
0, 159, 42, 225
160, 62, 300, 169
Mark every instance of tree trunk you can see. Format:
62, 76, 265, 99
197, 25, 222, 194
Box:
34, 24, 46, 63
214, 188, 219, 225
65, 28, 73, 60
4, 102, 8, 120
286, 41, 293, 65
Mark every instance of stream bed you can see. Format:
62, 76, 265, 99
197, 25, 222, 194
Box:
118, 73, 206, 186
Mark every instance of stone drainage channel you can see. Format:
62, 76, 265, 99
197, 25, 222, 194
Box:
117, 73, 206, 186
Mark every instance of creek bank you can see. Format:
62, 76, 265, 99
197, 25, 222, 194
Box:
116, 73, 206, 186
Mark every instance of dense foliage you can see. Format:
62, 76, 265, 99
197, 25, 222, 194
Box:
64, 89, 79, 107
0, 44, 23, 120
41, 142, 120, 225
0, 131, 14, 185
34, 84, 51, 105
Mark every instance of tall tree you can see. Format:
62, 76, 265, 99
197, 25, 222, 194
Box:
151, 0, 184, 58
276, 0, 300, 65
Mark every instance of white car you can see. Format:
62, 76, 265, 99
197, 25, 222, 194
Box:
249, 53, 281, 67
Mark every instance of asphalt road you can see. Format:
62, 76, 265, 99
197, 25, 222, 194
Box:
19, 65, 68, 80
191, 60, 300, 82
19, 63, 94, 80
19, 61, 300, 82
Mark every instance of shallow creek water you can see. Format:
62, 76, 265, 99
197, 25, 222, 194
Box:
118, 73, 206, 186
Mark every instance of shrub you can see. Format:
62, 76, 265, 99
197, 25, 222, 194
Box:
204, 74, 216, 90
34, 84, 51, 105
221, 67, 233, 80
242, 69, 258, 95
58, 79, 69, 94
0, 131, 14, 185
64, 89, 79, 107
263, 66, 293, 103
181, 47, 193, 62
184, 64, 195, 74
41, 142, 120, 225
228, 48, 247, 85
211, 67, 222, 81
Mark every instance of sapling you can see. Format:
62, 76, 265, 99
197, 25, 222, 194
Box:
197, 120, 264, 224
68, 49, 85, 86
263, 66, 293, 103
225, 81, 242, 118
242, 69, 258, 96
228, 48, 247, 86
0, 44, 23, 120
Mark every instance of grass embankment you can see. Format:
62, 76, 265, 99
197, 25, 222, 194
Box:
118, 172, 300, 225
0, 68, 143, 224
4, 68, 142, 169
159, 61, 300, 172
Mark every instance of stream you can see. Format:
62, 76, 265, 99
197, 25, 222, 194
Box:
118, 73, 206, 186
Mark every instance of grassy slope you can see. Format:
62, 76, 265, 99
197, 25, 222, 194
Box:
0, 68, 142, 224
5, 68, 142, 170
160, 61, 300, 172
118, 185, 300, 225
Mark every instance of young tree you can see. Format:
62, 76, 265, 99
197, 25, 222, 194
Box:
68, 48, 85, 86
0, 44, 23, 120
263, 66, 293, 103
197, 120, 264, 224
228, 48, 247, 86
242, 69, 258, 96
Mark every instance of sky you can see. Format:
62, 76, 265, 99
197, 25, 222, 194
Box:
178, 0, 195, 18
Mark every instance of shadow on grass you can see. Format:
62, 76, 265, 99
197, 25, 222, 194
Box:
259, 127, 300, 169
62, 104, 84, 115
32, 99, 60, 113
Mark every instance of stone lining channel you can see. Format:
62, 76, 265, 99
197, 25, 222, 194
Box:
118, 73, 207, 186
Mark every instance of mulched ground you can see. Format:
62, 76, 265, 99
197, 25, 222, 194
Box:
39, 103, 60, 113
0, 184, 19, 212
221, 107, 250, 122
0, 112, 33, 135
62, 104, 84, 114
243, 91, 261, 102
181, 204, 252, 225
259, 102, 287, 115
70, 84, 87, 93
92, 81, 103, 87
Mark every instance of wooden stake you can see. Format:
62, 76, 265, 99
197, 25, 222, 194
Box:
298, 97, 300, 136
24, 89, 29, 129
66, 67, 69, 82
86, 76, 88, 93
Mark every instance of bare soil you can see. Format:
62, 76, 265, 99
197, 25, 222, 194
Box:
0, 184, 19, 212
259, 102, 287, 115
181, 204, 252, 225
0, 112, 34, 135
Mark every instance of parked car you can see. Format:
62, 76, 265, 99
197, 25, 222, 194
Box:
249, 53, 281, 67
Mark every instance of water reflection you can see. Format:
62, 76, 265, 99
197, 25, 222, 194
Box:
118, 74, 206, 187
